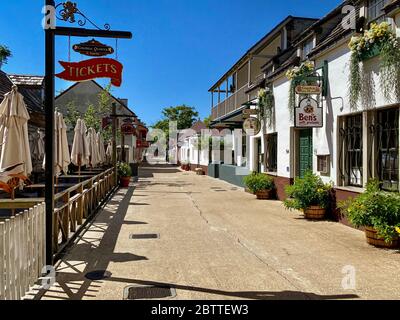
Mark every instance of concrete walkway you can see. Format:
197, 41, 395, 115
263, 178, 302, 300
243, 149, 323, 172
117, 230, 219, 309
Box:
40, 165, 400, 300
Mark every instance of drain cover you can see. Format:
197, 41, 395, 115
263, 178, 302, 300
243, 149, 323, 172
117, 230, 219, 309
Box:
124, 285, 176, 300
85, 270, 112, 281
129, 234, 160, 239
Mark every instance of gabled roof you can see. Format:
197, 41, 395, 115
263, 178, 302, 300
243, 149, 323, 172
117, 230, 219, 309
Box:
191, 120, 207, 134
7, 74, 44, 87
55, 80, 137, 117
0, 71, 44, 114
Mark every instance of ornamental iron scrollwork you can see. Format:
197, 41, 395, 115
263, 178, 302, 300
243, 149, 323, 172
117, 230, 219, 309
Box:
56, 1, 111, 31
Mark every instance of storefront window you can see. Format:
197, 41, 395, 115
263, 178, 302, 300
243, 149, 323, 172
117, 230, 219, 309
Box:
339, 114, 363, 187
372, 108, 399, 191
368, 0, 390, 23
265, 133, 278, 173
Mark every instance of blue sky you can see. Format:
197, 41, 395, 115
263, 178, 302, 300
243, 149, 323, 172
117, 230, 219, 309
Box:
0, 0, 342, 126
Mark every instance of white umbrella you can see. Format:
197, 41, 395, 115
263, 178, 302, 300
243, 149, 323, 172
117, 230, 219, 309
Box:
97, 132, 106, 165
0, 86, 32, 181
55, 112, 70, 176
106, 141, 113, 165
30, 129, 45, 172
71, 118, 90, 169
87, 128, 100, 168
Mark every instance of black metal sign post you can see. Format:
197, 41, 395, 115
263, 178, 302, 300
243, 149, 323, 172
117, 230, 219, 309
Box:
44, 0, 132, 265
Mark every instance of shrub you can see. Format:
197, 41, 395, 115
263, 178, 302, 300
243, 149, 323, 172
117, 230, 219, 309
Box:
243, 172, 275, 193
117, 162, 132, 177
284, 171, 332, 211
339, 180, 400, 243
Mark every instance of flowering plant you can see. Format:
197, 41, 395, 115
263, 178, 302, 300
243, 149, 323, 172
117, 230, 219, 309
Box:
349, 22, 400, 109
286, 61, 314, 80
284, 171, 332, 211
257, 88, 274, 127
349, 22, 396, 57
339, 180, 400, 243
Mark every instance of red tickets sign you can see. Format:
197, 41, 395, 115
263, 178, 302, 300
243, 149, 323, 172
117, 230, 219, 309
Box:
56, 58, 123, 87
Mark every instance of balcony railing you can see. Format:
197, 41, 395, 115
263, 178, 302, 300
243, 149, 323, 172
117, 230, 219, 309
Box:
211, 84, 249, 121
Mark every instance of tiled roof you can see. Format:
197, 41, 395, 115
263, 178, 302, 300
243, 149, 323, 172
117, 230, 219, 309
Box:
0, 71, 44, 114
8, 74, 44, 87
191, 121, 207, 134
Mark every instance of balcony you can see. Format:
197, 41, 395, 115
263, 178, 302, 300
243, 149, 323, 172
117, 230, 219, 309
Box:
211, 84, 250, 121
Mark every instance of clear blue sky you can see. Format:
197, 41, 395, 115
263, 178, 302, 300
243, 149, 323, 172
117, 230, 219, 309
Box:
1, 0, 342, 126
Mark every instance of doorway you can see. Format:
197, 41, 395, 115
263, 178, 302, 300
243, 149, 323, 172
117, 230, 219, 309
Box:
298, 129, 313, 178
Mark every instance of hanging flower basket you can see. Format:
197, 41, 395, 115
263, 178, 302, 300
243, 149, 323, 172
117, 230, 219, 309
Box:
348, 22, 400, 109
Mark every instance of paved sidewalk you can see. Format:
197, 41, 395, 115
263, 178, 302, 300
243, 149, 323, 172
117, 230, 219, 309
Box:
40, 166, 400, 300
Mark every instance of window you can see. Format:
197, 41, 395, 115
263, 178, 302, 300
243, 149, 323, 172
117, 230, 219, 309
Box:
302, 38, 314, 60
265, 133, 278, 173
317, 155, 330, 175
368, 0, 390, 23
370, 108, 399, 191
339, 114, 363, 187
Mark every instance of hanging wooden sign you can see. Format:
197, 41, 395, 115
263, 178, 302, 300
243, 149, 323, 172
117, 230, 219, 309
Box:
295, 85, 322, 95
121, 122, 136, 135
243, 118, 261, 136
295, 97, 323, 128
55, 58, 123, 87
73, 39, 114, 57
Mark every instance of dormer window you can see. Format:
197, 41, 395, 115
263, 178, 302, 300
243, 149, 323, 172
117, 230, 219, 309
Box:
368, 0, 390, 23
301, 38, 314, 60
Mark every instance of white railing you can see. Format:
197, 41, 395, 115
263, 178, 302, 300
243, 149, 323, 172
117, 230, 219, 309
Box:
0, 203, 46, 300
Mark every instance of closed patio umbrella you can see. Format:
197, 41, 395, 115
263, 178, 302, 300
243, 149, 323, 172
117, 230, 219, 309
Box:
106, 140, 113, 165
97, 132, 106, 165
0, 86, 32, 182
71, 118, 90, 171
30, 129, 45, 172
55, 112, 70, 176
87, 128, 100, 168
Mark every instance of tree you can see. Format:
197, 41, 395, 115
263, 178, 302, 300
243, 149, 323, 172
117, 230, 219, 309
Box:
0, 45, 11, 69
153, 105, 199, 132
203, 115, 212, 128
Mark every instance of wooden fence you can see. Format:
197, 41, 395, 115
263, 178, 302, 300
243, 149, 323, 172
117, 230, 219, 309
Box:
0, 203, 46, 300
0, 167, 117, 300
52, 167, 116, 256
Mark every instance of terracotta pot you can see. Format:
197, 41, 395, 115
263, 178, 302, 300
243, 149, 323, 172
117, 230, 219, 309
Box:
255, 189, 271, 200
304, 206, 326, 220
365, 227, 399, 249
120, 176, 131, 188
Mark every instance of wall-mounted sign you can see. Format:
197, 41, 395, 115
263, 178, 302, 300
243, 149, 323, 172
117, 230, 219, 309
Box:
73, 39, 115, 57
242, 109, 258, 116
56, 58, 123, 87
121, 122, 136, 135
295, 97, 323, 128
243, 118, 261, 136
295, 85, 322, 95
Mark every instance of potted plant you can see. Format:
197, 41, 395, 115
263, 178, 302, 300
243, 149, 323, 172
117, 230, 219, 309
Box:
243, 172, 275, 200
117, 162, 132, 188
339, 180, 400, 249
284, 171, 332, 220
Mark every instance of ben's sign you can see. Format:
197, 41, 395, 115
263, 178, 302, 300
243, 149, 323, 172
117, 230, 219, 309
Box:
295, 97, 323, 128
56, 58, 123, 87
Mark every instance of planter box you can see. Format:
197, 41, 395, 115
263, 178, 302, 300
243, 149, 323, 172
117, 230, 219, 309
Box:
120, 176, 131, 188
360, 44, 382, 61
365, 227, 399, 249
256, 189, 272, 200
304, 206, 326, 220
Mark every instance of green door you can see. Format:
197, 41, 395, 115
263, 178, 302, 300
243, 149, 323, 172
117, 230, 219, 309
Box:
299, 129, 313, 178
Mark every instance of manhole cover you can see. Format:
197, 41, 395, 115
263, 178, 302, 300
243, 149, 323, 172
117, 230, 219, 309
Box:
129, 234, 160, 239
85, 270, 112, 281
124, 285, 176, 300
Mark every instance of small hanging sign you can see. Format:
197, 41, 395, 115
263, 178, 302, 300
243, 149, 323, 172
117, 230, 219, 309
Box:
295, 97, 323, 128
121, 122, 136, 135
295, 85, 322, 95
243, 118, 261, 136
73, 39, 115, 57
56, 58, 123, 87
